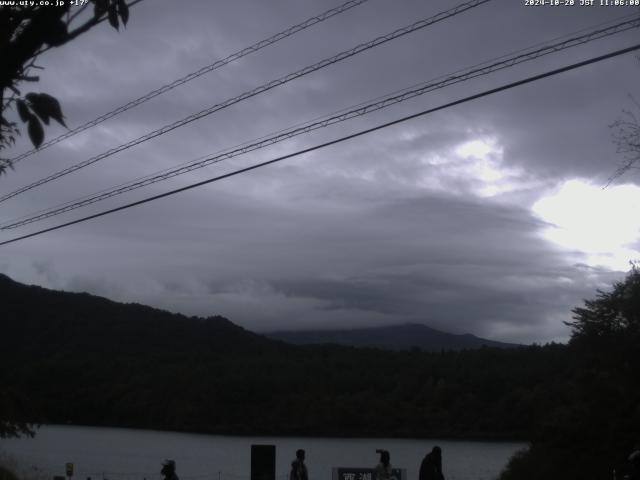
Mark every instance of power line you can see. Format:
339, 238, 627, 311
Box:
0, 0, 491, 204
7, 0, 371, 165
1, 42, 638, 248
3, 15, 638, 230
3, 15, 635, 228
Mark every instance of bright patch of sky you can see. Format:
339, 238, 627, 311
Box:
455, 138, 514, 197
421, 137, 530, 198
532, 179, 640, 271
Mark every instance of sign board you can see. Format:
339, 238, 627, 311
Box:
332, 468, 406, 480
65, 463, 74, 477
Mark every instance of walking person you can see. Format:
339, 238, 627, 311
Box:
374, 450, 397, 480
161, 460, 179, 480
419, 446, 444, 480
290, 449, 308, 480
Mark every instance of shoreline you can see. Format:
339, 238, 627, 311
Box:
13, 423, 529, 444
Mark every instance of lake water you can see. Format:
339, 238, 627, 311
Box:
0, 426, 526, 480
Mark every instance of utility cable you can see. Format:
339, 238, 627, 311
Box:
0, 0, 491, 204
7, 0, 371, 165
2, 15, 638, 230
1, 42, 638, 247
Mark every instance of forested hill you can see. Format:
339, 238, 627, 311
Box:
0, 273, 276, 354
1, 273, 569, 440
266, 323, 519, 351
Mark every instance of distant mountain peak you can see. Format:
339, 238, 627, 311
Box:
265, 322, 519, 351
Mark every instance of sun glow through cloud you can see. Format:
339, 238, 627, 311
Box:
452, 138, 524, 197
456, 139, 495, 159
532, 179, 640, 270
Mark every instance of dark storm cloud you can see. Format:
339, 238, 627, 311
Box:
25, 184, 604, 343
238, 193, 609, 341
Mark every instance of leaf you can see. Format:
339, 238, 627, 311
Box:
0, 159, 14, 176
43, 18, 68, 47
94, 0, 108, 17
26, 93, 66, 128
107, 3, 119, 30
27, 117, 44, 148
26, 95, 49, 125
16, 100, 31, 123
117, 0, 129, 26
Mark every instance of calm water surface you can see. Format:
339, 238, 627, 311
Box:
0, 426, 526, 480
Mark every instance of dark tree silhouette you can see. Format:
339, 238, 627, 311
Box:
500, 266, 640, 480
568, 263, 640, 340
608, 98, 640, 184
0, 0, 134, 175
0, 388, 36, 438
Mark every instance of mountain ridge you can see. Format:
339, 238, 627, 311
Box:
1, 273, 518, 351
266, 322, 519, 351
0, 272, 278, 355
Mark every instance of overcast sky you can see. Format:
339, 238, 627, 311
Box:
2, 0, 640, 343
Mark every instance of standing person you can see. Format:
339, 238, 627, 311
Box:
290, 449, 308, 480
161, 460, 179, 480
419, 446, 444, 480
374, 450, 397, 480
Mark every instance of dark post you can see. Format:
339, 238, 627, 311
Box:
251, 445, 276, 480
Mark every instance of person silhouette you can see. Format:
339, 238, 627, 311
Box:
161, 460, 179, 480
290, 449, 308, 480
419, 446, 444, 480
374, 450, 397, 480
